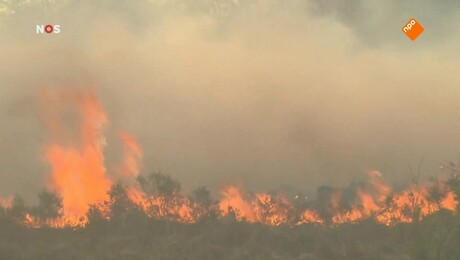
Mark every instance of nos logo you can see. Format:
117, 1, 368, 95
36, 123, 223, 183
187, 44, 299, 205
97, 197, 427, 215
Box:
36, 25, 61, 34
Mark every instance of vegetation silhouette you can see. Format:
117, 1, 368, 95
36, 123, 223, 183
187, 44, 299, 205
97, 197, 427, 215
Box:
1, 172, 460, 259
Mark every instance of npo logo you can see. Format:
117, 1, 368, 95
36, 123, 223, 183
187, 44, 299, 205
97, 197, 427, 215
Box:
402, 18, 424, 41
36, 24, 61, 34
402, 19, 416, 33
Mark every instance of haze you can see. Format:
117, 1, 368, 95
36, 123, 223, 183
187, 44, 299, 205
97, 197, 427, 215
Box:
1, 0, 460, 200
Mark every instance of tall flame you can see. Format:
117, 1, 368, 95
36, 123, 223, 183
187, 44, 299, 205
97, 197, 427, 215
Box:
43, 90, 112, 221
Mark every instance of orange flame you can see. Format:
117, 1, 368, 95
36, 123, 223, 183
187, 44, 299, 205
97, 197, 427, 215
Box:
441, 191, 458, 211
328, 173, 458, 225
127, 186, 206, 223
298, 209, 324, 225
117, 132, 143, 178
219, 186, 299, 225
43, 90, 112, 221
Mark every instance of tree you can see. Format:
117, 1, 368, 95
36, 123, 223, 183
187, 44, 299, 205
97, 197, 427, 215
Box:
86, 203, 107, 226
7, 195, 27, 222
107, 183, 145, 222
32, 189, 63, 221
191, 186, 212, 207
427, 178, 448, 208
137, 172, 181, 197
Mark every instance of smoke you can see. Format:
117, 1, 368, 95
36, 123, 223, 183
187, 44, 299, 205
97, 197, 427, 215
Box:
307, 0, 460, 46
1, 0, 460, 200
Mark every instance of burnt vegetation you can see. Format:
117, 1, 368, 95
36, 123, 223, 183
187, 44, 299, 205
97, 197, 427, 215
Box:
1, 172, 460, 259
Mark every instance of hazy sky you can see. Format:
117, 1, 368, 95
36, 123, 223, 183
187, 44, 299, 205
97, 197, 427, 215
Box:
1, 0, 460, 199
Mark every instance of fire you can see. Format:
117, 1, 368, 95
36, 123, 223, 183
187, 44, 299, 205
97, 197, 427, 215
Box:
298, 209, 324, 225
117, 132, 143, 179
42, 90, 112, 222
39, 89, 183, 226
1, 89, 458, 229
127, 187, 205, 223
219, 186, 298, 225
219, 186, 256, 222
24, 214, 86, 228
326, 173, 458, 225
441, 191, 458, 211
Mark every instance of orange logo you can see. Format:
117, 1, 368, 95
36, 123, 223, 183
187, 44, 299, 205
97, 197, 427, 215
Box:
402, 18, 424, 41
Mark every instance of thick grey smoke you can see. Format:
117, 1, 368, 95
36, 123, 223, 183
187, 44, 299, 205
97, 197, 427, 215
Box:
1, 0, 460, 200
